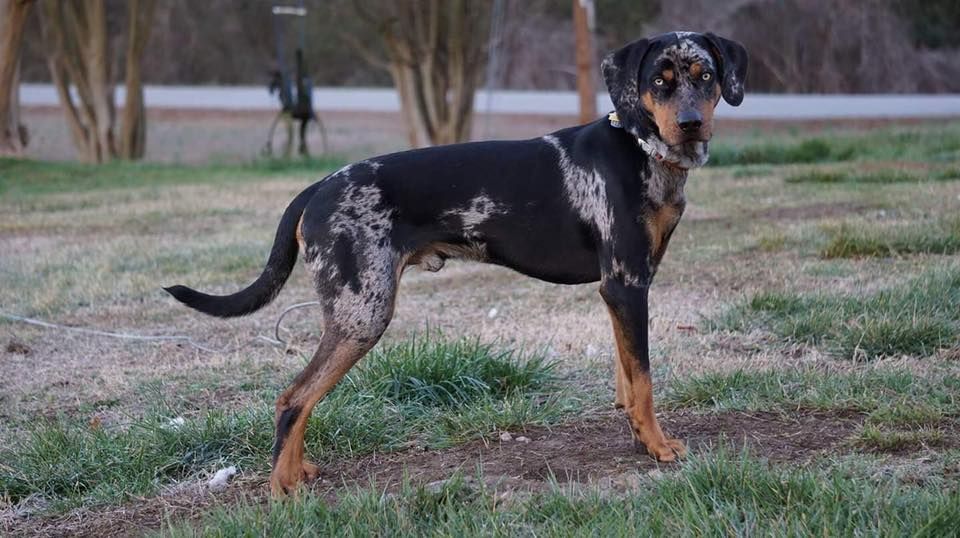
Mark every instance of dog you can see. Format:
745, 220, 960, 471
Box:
165, 31, 747, 496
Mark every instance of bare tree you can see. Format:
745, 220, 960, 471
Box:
119, 0, 156, 159
39, 0, 155, 163
0, 0, 34, 157
347, 0, 489, 147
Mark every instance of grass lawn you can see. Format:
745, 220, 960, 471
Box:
1, 121, 959, 536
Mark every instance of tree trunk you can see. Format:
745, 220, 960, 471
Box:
0, 0, 33, 157
40, 0, 155, 163
40, 0, 116, 163
350, 0, 487, 148
573, 0, 597, 125
119, 0, 156, 159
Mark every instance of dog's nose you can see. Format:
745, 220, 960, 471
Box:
677, 110, 703, 133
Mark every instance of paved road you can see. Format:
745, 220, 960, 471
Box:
20, 84, 960, 119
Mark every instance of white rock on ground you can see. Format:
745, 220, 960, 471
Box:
499, 431, 513, 442
207, 466, 237, 491
166, 417, 186, 429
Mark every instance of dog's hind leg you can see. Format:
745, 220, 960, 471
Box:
269, 331, 373, 496
269, 260, 401, 497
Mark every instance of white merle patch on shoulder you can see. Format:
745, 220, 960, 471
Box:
443, 191, 505, 238
543, 135, 614, 244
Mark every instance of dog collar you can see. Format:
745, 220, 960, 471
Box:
607, 111, 671, 165
607, 111, 706, 170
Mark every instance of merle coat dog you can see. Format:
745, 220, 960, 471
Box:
166, 31, 748, 496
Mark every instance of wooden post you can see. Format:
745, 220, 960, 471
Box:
573, 0, 597, 125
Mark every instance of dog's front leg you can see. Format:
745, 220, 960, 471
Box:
600, 278, 686, 461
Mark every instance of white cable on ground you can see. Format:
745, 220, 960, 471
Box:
273, 301, 320, 345
0, 310, 225, 353
1, 299, 323, 353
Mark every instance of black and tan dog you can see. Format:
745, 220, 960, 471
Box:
166, 32, 747, 496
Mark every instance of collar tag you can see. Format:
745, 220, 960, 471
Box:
607, 111, 622, 129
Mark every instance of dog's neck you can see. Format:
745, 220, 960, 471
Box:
608, 112, 710, 170
635, 135, 710, 170
607, 113, 694, 206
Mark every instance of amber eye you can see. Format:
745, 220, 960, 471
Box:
701, 72, 712, 82
654, 77, 665, 87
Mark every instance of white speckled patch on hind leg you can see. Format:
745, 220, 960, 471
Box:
318, 182, 402, 341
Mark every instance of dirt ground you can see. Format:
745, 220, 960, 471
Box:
8, 408, 874, 537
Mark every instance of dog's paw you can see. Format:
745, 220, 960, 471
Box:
301, 461, 322, 482
643, 438, 686, 462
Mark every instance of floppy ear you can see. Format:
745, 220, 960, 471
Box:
703, 33, 748, 106
601, 38, 651, 136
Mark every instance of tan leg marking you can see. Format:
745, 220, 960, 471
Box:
646, 204, 682, 264
270, 337, 370, 497
606, 305, 686, 461
614, 353, 627, 409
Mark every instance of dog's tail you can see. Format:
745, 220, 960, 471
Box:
163, 183, 319, 318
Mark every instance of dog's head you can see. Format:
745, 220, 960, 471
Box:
602, 32, 747, 148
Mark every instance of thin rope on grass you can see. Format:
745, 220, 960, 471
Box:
273, 300, 320, 345
0, 310, 225, 353
1, 300, 323, 353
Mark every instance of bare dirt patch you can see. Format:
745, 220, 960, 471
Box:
324, 409, 862, 489
4, 409, 863, 537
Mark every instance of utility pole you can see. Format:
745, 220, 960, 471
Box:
573, 0, 597, 124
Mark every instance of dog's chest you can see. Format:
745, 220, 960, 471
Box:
643, 164, 687, 261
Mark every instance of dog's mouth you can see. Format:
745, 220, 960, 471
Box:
662, 139, 710, 170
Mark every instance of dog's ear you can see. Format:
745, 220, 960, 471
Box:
602, 38, 651, 135
703, 33, 748, 106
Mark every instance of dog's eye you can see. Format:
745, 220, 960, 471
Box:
653, 77, 665, 87
701, 72, 712, 82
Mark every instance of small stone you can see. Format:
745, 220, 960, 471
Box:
585, 344, 598, 357
515, 436, 531, 443
487, 307, 498, 319
207, 466, 237, 491
499, 431, 513, 442
166, 417, 186, 430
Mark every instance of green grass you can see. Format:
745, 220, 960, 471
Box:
0, 335, 573, 509
665, 367, 960, 415
710, 137, 855, 166
820, 217, 960, 258
858, 425, 946, 452
785, 167, 960, 184
0, 156, 345, 197
164, 451, 960, 537
709, 123, 960, 166
711, 267, 960, 360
